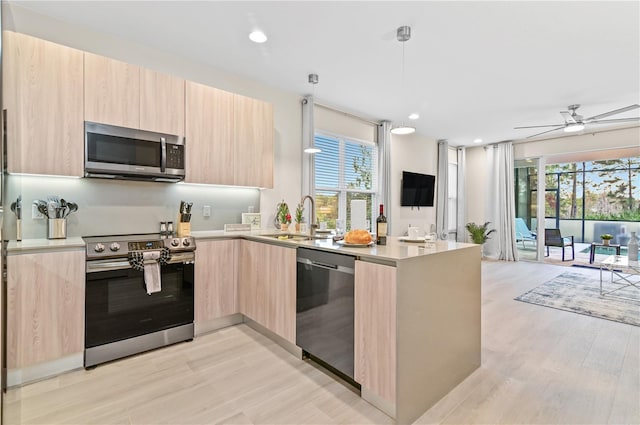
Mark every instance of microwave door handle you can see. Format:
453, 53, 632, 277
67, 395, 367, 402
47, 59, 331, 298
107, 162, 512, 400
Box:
160, 137, 166, 172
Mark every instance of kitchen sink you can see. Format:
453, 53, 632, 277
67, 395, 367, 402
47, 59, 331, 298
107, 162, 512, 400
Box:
260, 233, 330, 241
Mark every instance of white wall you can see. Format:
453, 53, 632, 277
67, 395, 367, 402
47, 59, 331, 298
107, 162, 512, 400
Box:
3, 3, 302, 234
389, 132, 438, 236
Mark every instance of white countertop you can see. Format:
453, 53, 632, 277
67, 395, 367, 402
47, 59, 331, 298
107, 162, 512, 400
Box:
7, 237, 86, 253
6, 231, 478, 261
191, 230, 478, 262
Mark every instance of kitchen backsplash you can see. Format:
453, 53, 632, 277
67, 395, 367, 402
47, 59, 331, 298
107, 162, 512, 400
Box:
4, 175, 261, 239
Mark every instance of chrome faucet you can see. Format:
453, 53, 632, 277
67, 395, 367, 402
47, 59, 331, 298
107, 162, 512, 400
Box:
300, 195, 317, 236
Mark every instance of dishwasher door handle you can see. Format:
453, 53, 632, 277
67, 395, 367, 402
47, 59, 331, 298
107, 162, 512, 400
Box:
297, 257, 354, 274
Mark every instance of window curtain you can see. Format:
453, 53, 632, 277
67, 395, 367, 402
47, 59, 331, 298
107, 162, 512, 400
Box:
436, 140, 448, 239
377, 121, 391, 234
485, 142, 519, 261
301, 95, 315, 220
456, 147, 467, 242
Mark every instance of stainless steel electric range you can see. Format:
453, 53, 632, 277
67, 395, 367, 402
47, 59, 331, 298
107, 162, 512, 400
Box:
83, 233, 196, 367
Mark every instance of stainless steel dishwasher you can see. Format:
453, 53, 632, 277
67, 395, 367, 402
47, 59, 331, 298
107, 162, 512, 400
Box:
296, 247, 355, 381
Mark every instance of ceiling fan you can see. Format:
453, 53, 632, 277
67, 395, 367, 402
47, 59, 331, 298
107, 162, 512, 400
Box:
514, 103, 640, 138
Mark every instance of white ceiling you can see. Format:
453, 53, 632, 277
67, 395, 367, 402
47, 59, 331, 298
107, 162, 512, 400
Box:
8, 1, 640, 147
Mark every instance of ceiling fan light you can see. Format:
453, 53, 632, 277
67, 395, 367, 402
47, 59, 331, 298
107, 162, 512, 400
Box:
391, 125, 416, 135
564, 123, 584, 133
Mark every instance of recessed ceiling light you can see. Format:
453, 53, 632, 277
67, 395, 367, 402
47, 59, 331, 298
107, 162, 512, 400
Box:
249, 30, 267, 44
304, 147, 322, 154
473, 138, 483, 144
408, 113, 420, 120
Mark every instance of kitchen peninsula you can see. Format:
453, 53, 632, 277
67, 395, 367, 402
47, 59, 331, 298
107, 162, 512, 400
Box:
7, 232, 480, 425
192, 231, 481, 424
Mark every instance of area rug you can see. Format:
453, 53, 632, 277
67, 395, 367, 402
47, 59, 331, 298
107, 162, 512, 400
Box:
515, 272, 640, 326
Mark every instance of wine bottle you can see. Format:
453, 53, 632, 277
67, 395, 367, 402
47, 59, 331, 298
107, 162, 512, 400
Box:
376, 204, 387, 245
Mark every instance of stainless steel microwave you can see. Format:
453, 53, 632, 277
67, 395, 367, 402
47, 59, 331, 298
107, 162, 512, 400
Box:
84, 122, 185, 182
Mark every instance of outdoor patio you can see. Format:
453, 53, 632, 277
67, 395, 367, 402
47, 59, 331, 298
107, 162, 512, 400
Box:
518, 241, 635, 268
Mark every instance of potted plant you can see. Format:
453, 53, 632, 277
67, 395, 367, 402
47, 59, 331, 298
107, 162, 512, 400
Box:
294, 203, 304, 232
466, 222, 496, 257
277, 201, 291, 231
600, 233, 614, 246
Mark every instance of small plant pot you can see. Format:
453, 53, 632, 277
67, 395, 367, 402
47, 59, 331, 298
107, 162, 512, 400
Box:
602, 239, 610, 246
280, 223, 289, 231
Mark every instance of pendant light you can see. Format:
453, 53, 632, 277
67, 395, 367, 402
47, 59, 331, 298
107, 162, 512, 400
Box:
304, 73, 322, 153
391, 25, 416, 135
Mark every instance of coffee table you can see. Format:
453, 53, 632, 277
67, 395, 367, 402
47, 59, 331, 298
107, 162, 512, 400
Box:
599, 255, 640, 297
590, 242, 621, 264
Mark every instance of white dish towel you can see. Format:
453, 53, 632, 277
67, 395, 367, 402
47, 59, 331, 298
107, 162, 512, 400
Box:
143, 251, 162, 295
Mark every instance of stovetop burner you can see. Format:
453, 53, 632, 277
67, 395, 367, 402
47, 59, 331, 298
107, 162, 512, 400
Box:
83, 233, 196, 260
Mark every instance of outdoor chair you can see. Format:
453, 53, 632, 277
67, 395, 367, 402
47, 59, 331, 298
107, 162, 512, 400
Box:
515, 218, 536, 248
544, 228, 575, 261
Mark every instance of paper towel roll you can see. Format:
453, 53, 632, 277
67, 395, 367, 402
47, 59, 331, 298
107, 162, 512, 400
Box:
350, 200, 367, 230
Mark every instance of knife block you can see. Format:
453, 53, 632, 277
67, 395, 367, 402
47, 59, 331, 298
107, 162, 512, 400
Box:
177, 221, 191, 237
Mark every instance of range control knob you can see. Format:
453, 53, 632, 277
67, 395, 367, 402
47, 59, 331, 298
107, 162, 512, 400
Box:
110, 242, 120, 252
94, 243, 105, 253
182, 238, 191, 247
171, 238, 180, 247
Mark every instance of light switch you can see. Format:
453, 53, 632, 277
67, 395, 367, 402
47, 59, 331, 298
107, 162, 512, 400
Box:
203, 205, 211, 217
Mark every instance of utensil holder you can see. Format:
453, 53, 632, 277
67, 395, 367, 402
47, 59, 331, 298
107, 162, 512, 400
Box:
48, 218, 67, 239
177, 222, 191, 237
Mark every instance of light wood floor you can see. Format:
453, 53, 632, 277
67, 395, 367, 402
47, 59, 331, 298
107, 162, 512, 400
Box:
4, 261, 639, 424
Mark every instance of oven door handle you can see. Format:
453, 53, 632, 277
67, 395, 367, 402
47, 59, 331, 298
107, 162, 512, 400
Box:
87, 260, 132, 273
87, 254, 195, 273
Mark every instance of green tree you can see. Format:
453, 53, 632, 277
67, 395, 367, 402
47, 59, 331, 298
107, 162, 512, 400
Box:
348, 145, 372, 190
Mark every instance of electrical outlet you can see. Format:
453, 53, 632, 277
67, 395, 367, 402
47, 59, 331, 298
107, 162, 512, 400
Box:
32, 204, 44, 219
203, 205, 211, 217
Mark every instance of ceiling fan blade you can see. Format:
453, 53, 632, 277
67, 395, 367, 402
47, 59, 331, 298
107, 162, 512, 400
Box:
560, 111, 576, 124
586, 117, 640, 124
585, 104, 640, 121
526, 126, 566, 139
514, 124, 564, 129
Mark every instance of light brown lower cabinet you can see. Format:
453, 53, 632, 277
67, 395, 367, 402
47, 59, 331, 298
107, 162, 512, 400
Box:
6, 250, 85, 369
195, 239, 238, 323
354, 260, 397, 404
237, 240, 296, 344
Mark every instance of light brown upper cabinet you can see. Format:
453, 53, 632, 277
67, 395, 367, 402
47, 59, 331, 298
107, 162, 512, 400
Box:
234, 94, 274, 188
140, 68, 185, 135
185, 81, 235, 185
84, 52, 140, 129
2, 31, 84, 176
85, 54, 185, 135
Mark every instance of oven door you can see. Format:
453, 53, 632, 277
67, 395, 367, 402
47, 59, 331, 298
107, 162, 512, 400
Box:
85, 257, 194, 349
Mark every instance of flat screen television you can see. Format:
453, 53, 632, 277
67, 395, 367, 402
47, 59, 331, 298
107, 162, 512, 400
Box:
401, 171, 435, 207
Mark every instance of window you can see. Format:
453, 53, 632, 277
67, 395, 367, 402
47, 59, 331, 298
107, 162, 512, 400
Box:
314, 133, 378, 231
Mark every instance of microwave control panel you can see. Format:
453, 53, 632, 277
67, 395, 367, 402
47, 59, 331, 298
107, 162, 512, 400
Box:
166, 144, 184, 169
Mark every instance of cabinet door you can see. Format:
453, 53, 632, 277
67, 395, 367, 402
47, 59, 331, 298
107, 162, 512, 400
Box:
355, 260, 396, 403
263, 243, 296, 343
140, 68, 185, 135
237, 241, 296, 343
2, 31, 84, 176
195, 240, 237, 322
237, 240, 265, 325
234, 95, 274, 188
6, 250, 85, 369
185, 81, 235, 185
84, 52, 140, 128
